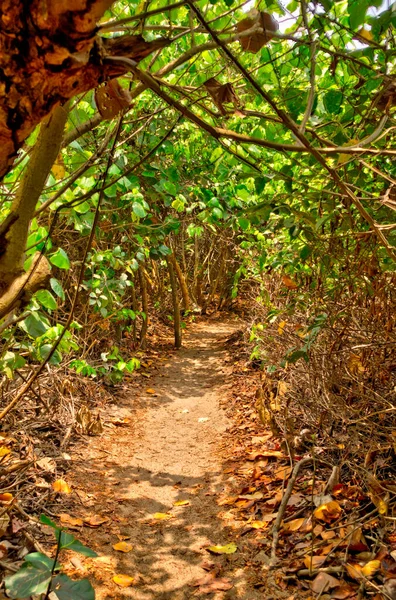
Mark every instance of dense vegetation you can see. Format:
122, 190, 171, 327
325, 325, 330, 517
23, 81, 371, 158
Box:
0, 0, 395, 596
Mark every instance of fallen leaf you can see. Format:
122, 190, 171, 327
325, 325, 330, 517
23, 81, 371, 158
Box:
0, 447, 11, 457
153, 513, 173, 521
321, 530, 336, 540
304, 555, 327, 569
0, 493, 13, 505
361, 559, 380, 577
273, 465, 292, 481
113, 542, 133, 553
282, 274, 298, 290
173, 500, 190, 507
37, 457, 56, 472
247, 450, 284, 460
110, 417, 130, 426
146, 388, 156, 394
113, 574, 134, 587
248, 521, 269, 529
345, 563, 363, 580
314, 500, 342, 522
278, 320, 287, 335
83, 515, 109, 527
207, 543, 237, 555
59, 514, 83, 528
237, 492, 264, 501
311, 571, 340, 594
52, 479, 72, 494
192, 573, 233, 593
331, 583, 357, 599
283, 518, 305, 532
0, 514, 10, 536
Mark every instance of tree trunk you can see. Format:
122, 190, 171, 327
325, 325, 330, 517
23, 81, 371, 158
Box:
166, 257, 181, 349
138, 268, 148, 349
0, 1, 168, 179
169, 253, 192, 312
0, 104, 69, 320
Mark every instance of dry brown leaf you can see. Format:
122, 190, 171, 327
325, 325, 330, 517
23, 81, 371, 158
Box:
192, 573, 233, 593
59, 513, 83, 528
237, 9, 279, 53
84, 515, 109, 527
37, 457, 56, 472
348, 353, 365, 374
95, 80, 131, 119
311, 571, 340, 594
113, 574, 134, 587
273, 465, 292, 481
113, 541, 133, 553
0, 514, 10, 536
282, 274, 298, 290
304, 555, 327, 569
331, 583, 356, 599
345, 563, 363, 580
52, 479, 72, 494
321, 530, 336, 540
204, 78, 240, 115
283, 518, 305, 532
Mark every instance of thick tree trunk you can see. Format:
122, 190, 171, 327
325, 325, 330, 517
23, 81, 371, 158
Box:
0, 104, 69, 320
0, 1, 167, 179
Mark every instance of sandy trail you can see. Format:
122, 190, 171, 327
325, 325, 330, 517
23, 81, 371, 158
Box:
71, 318, 252, 599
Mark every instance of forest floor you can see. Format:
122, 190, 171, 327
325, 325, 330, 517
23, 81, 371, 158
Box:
3, 315, 394, 599
64, 316, 269, 599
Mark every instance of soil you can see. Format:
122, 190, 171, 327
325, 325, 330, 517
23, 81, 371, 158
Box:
67, 317, 260, 599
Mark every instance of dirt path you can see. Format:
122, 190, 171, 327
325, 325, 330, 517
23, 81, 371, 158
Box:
70, 318, 254, 599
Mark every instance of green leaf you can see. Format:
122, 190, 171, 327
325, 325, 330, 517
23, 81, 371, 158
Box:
158, 244, 172, 256
40, 514, 59, 530
348, 0, 369, 29
52, 574, 95, 600
22, 312, 48, 338
50, 248, 71, 270
254, 177, 268, 194
238, 217, 250, 231
50, 277, 65, 301
287, 349, 309, 364
24, 552, 60, 571
300, 245, 312, 260
132, 202, 146, 218
59, 531, 98, 557
35, 289, 58, 310
5, 562, 52, 598
323, 90, 343, 115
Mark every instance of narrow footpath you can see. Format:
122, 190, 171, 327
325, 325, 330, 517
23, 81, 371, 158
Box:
68, 318, 259, 599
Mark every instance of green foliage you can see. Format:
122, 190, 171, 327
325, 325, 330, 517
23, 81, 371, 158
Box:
4, 515, 96, 599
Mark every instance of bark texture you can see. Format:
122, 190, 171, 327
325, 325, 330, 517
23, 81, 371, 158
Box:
0, 0, 167, 178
